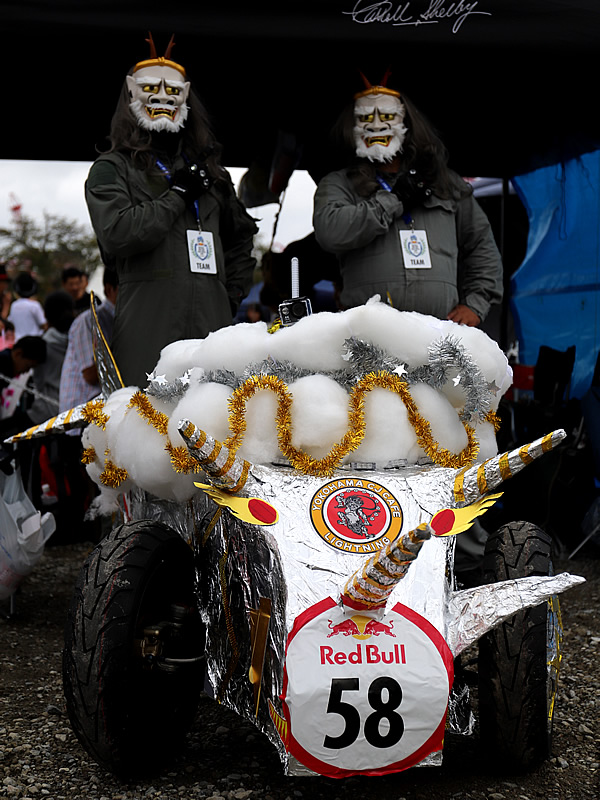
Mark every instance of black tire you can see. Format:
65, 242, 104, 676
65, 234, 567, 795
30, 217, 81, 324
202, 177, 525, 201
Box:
63, 520, 205, 776
477, 520, 559, 772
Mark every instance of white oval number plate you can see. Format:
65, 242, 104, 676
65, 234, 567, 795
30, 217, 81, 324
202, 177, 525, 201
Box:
282, 597, 453, 777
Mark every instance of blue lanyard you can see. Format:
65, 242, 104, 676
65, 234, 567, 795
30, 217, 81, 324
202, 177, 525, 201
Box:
376, 174, 413, 226
375, 174, 393, 192
155, 157, 201, 227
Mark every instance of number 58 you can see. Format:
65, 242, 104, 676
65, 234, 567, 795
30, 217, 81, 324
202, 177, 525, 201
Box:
323, 676, 404, 750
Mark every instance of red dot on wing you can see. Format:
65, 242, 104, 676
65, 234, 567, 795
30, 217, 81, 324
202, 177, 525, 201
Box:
248, 497, 278, 524
431, 508, 455, 535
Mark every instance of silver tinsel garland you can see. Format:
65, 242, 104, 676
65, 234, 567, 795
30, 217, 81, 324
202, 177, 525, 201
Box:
145, 335, 494, 424
408, 336, 492, 422
340, 336, 401, 375
240, 357, 311, 386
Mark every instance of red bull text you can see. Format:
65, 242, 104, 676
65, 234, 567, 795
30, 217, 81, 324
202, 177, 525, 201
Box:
320, 643, 407, 665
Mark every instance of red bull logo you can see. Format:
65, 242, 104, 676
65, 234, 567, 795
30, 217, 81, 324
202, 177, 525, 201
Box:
327, 618, 362, 637
364, 618, 396, 638
324, 613, 404, 663
310, 478, 403, 554
327, 614, 395, 639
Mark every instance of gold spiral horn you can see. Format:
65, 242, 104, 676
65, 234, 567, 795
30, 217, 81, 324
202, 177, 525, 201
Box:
453, 429, 567, 504
178, 418, 252, 493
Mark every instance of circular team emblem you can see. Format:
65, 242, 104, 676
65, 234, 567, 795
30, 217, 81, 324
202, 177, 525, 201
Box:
310, 479, 403, 554
282, 597, 453, 777
405, 232, 425, 258
193, 234, 212, 262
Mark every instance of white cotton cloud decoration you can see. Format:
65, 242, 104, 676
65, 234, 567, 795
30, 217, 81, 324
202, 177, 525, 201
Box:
168, 381, 233, 447
349, 388, 416, 463
84, 300, 512, 502
287, 375, 352, 460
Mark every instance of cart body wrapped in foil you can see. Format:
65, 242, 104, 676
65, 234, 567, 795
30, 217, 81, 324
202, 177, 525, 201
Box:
7, 300, 583, 777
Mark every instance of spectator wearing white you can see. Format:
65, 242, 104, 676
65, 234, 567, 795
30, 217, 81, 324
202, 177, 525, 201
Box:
59, 269, 119, 414
7, 273, 47, 339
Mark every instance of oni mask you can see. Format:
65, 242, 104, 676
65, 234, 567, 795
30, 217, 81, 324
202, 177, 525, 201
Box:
353, 93, 407, 163
126, 65, 190, 133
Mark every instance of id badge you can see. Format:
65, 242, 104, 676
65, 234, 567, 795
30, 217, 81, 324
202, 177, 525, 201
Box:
400, 229, 432, 269
187, 230, 217, 274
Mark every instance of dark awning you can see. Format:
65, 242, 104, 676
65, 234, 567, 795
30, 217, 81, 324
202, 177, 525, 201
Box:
3, 1, 600, 178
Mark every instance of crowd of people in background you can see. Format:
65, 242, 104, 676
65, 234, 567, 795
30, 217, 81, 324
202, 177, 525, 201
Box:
0, 263, 117, 542
0, 241, 297, 542
0, 246, 297, 544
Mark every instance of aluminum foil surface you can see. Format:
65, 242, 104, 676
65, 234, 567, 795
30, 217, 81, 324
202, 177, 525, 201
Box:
112, 461, 583, 777
173, 462, 461, 775
4, 402, 90, 444
446, 572, 584, 656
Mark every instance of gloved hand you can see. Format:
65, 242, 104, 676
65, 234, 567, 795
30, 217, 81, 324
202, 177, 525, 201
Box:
392, 169, 432, 213
170, 163, 212, 203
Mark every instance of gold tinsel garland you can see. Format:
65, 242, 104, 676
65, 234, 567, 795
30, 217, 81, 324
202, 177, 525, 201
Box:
486, 409, 501, 433
82, 370, 495, 484
165, 442, 202, 474
81, 446, 96, 464
99, 457, 129, 488
82, 390, 202, 478
81, 399, 109, 430
82, 393, 193, 482
225, 371, 479, 477
128, 391, 200, 475
127, 391, 170, 436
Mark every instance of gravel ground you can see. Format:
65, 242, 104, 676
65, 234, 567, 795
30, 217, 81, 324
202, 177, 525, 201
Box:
1, 539, 598, 800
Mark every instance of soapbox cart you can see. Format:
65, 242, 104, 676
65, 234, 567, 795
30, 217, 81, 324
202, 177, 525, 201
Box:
58, 425, 581, 779
7, 302, 583, 779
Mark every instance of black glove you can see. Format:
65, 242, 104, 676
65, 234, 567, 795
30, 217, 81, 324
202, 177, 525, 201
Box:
170, 163, 212, 203
392, 169, 432, 213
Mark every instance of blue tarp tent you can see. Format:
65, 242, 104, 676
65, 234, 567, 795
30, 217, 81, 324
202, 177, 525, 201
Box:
511, 152, 600, 398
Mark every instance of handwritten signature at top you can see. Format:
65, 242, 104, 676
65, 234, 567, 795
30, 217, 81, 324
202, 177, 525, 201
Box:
343, 0, 492, 34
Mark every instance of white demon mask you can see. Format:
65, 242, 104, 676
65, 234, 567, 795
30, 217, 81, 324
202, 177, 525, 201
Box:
353, 93, 407, 163
126, 65, 190, 133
